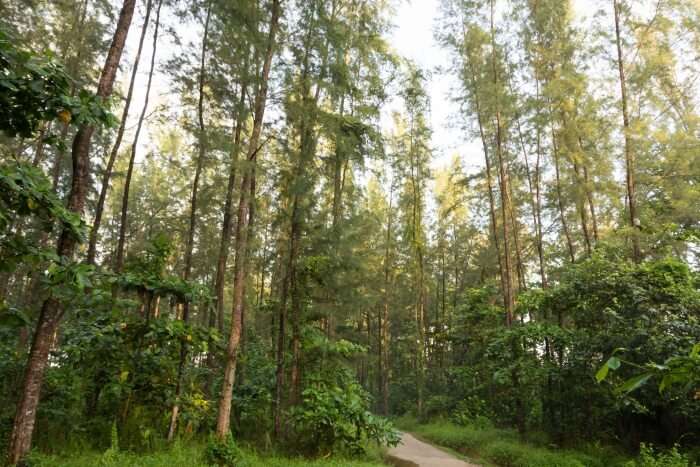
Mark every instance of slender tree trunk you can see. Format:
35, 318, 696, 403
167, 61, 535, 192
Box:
114, 0, 163, 273
513, 87, 547, 287
214, 83, 247, 335
507, 180, 526, 291
288, 36, 328, 409
380, 178, 393, 416
572, 159, 592, 256
205, 84, 247, 397
168, 1, 211, 440
216, 0, 280, 439
613, 0, 641, 260
7, 1, 136, 463
257, 223, 269, 307
274, 259, 288, 437
549, 115, 576, 263
326, 94, 346, 337
490, 1, 514, 324
582, 161, 599, 242
470, 75, 506, 307
87, 0, 154, 265
31, 122, 50, 167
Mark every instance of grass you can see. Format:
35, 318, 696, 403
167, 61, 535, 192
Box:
394, 416, 631, 467
25, 441, 389, 467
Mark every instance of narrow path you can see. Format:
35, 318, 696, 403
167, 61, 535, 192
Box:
386, 432, 480, 467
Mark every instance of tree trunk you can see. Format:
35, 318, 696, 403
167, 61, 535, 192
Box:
7, 1, 136, 463
490, 1, 515, 324
168, 1, 210, 440
550, 118, 576, 263
114, 0, 162, 273
288, 32, 329, 410
216, 0, 281, 439
380, 178, 393, 416
214, 83, 247, 334
572, 159, 592, 256
582, 162, 599, 242
87, 0, 154, 265
513, 82, 547, 287
613, 0, 641, 261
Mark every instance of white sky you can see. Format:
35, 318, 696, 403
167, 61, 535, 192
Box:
386, 0, 473, 171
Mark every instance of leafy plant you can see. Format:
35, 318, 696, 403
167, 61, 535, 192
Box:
597, 344, 700, 395
290, 377, 399, 456
624, 444, 690, 467
0, 29, 114, 138
204, 434, 247, 467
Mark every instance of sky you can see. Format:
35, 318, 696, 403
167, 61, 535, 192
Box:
386, 0, 476, 171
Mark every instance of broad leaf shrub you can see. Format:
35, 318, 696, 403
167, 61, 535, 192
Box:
290, 378, 400, 456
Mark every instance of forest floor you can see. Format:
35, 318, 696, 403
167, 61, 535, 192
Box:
387, 432, 480, 467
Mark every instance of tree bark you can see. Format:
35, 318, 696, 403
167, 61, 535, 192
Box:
380, 176, 394, 416
514, 78, 547, 287
287, 15, 330, 408
7, 0, 136, 463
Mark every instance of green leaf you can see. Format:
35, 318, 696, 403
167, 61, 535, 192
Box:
618, 373, 653, 394
608, 357, 621, 370
596, 356, 621, 383
596, 363, 609, 383
690, 343, 700, 358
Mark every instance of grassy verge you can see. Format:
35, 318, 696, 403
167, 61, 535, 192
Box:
395, 417, 630, 467
25, 441, 389, 467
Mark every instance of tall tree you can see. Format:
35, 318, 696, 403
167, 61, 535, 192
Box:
168, 0, 213, 439
613, 0, 641, 260
7, 0, 137, 462
216, 0, 282, 440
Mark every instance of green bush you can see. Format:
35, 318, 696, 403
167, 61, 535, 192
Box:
204, 434, 248, 466
482, 440, 529, 466
625, 444, 690, 467
290, 378, 399, 456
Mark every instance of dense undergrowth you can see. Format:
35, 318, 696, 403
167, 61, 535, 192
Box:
396, 416, 695, 467
25, 440, 388, 467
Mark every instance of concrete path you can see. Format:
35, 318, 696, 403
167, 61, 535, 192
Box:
386, 432, 480, 467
